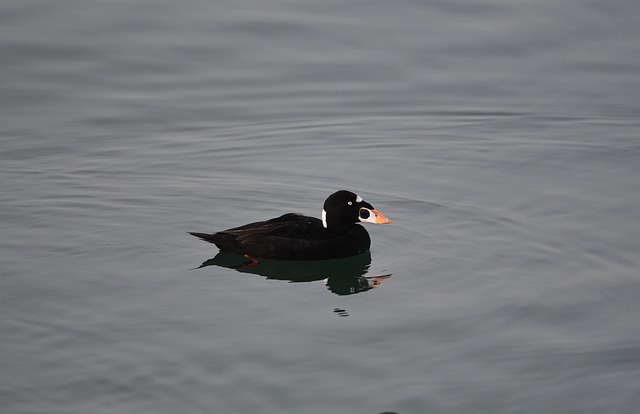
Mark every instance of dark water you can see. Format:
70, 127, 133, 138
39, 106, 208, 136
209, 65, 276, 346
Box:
2, 0, 640, 413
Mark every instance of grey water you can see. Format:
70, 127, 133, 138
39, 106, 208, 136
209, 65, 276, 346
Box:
2, 0, 640, 413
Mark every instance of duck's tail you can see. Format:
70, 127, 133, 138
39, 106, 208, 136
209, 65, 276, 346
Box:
188, 232, 217, 244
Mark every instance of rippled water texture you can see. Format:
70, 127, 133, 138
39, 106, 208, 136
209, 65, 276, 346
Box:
2, 0, 640, 413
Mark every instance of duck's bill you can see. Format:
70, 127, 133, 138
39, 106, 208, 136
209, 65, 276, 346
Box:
359, 208, 392, 224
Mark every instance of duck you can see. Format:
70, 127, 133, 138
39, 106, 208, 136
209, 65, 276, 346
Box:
189, 190, 392, 260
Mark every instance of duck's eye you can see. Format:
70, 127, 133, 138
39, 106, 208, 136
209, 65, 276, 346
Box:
359, 208, 370, 219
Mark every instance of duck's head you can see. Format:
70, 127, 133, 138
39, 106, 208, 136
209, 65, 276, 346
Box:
322, 190, 392, 232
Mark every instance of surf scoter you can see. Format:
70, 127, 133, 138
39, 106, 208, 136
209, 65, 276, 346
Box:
189, 190, 392, 260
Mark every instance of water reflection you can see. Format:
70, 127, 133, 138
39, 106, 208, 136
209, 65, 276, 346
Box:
195, 251, 391, 295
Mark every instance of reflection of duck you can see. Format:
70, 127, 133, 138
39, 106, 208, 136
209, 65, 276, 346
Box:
196, 251, 391, 295
189, 190, 391, 260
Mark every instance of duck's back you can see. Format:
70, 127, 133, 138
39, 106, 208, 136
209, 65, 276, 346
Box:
190, 213, 371, 260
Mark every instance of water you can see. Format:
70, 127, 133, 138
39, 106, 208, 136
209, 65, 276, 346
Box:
2, 0, 640, 413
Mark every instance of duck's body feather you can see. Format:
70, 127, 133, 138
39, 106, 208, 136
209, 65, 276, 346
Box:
190, 213, 370, 260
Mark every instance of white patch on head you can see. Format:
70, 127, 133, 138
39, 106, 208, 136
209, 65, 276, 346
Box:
355, 195, 363, 203
358, 207, 377, 224
322, 209, 328, 228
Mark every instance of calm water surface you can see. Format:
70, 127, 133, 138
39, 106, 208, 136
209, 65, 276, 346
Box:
2, 0, 640, 413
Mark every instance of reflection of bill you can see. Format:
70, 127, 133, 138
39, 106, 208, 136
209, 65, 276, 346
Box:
325, 274, 391, 296
194, 251, 392, 296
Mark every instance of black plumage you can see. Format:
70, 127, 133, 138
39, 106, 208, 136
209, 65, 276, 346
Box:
189, 190, 391, 260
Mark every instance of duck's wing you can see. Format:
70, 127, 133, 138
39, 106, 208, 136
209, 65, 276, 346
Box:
221, 213, 324, 244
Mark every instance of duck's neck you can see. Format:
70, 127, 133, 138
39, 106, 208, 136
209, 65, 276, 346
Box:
322, 209, 357, 233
